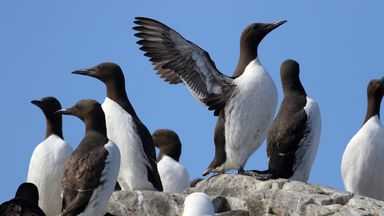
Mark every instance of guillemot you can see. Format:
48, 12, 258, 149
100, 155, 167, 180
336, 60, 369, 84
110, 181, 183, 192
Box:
341, 77, 384, 200
133, 17, 286, 175
152, 129, 190, 193
28, 96, 73, 215
245, 59, 321, 181
72, 63, 163, 191
0, 182, 46, 216
57, 99, 120, 215
183, 192, 215, 216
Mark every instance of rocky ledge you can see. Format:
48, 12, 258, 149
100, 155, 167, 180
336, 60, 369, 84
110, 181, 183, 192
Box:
108, 174, 384, 215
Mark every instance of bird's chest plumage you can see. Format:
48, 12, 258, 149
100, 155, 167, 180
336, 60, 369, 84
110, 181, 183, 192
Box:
343, 117, 384, 171
341, 116, 384, 199
101, 97, 152, 190
27, 135, 72, 216
102, 98, 139, 148
223, 60, 277, 167
158, 156, 190, 193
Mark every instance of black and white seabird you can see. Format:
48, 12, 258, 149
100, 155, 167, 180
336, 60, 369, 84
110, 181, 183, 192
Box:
152, 129, 190, 193
183, 192, 215, 216
341, 77, 384, 200
133, 17, 286, 175
57, 99, 120, 215
245, 60, 321, 181
72, 63, 163, 191
0, 182, 46, 216
28, 97, 73, 215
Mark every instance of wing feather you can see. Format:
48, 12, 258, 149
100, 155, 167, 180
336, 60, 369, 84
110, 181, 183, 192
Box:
134, 17, 233, 110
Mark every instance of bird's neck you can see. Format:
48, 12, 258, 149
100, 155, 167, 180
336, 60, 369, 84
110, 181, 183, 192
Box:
84, 116, 107, 136
105, 79, 138, 118
233, 43, 258, 78
282, 79, 306, 97
364, 95, 382, 124
45, 114, 63, 139
106, 79, 129, 103
158, 143, 181, 162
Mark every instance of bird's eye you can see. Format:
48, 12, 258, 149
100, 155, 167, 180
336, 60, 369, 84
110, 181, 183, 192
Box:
97, 65, 102, 70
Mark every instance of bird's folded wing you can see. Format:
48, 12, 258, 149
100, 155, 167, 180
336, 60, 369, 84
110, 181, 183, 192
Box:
134, 118, 164, 191
61, 148, 109, 214
267, 110, 308, 158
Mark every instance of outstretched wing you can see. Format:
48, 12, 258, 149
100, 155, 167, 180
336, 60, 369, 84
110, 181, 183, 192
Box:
133, 17, 233, 108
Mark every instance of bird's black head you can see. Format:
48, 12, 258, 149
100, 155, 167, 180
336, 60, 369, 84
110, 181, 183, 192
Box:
364, 77, 384, 124
31, 96, 62, 118
56, 99, 106, 134
56, 99, 103, 122
152, 129, 180, 148
240, 20, 287, 53
72, 62, 124, 84
280, 59, 300, 79
152, 129, 182, 161
15, 182, 39, 204
279, 59, 306, 95
31, 96, 63, 138
367, 77, 384, 99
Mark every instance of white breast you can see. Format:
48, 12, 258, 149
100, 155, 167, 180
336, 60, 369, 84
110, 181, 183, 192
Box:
27, 134, 73, 216
102, 97, 154, 190
219, 58, 277, 172
290, 97, 321, 182
341, 115, 384, 200
183, 192, 215, 216
80, 141, 121, 215
158, 156, 190, 193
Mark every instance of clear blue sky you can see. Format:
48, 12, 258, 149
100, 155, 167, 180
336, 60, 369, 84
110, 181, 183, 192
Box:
1, 0, 383, 201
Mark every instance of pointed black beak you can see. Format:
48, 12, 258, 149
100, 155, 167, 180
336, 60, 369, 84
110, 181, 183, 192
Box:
31, 100, 42, 107
266, 20, 287, 32
55, 108, 72, 115
72, 69, 92, 76
380, 77, 384, 89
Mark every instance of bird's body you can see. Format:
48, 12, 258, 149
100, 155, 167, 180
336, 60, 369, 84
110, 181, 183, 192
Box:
133, 17, 286, 175
72, 63, 162, 191
289, 97, 321, 181
342, 116, 384, 200
0, 183, 46, 216
217, 59, 277, 172
27, 134, 72, 215
61, 139, 120, 215
247, 60, 321, 181
183, 192, 215, 216
152, 129, 189, 193
341, 77, 384, 200
28, 97, 72, 215
102, 97, 156, 190
157, 156, 190, 193
58, 99, 120, 215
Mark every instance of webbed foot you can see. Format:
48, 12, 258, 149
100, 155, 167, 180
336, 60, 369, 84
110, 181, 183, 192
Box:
239, 169, 274, 181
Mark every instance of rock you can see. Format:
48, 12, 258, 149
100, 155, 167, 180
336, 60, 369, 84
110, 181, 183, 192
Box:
108, 174, 384, 216
189, 174, 384, 215
108, 190, 185, 216
216, 210, 250, 216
